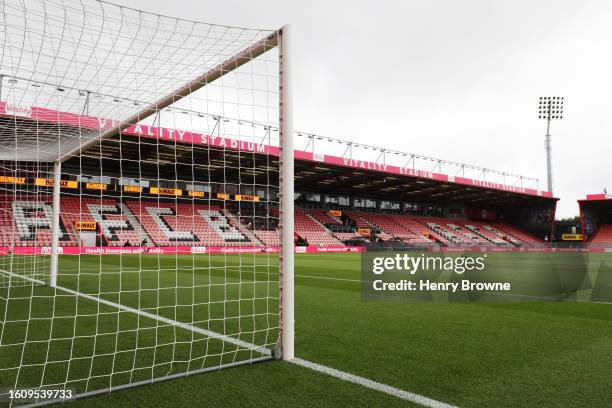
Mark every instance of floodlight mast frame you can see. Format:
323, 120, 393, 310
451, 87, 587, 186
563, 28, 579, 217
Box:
538, 96, 564, 193
46, 27, 295, 362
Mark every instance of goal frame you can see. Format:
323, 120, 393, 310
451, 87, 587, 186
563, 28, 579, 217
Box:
31, 23, 294, 403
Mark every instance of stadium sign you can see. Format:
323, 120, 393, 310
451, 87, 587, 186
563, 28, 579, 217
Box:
0, 176, 25, 184
4, 103, 32, 118
329, 210, 342, 217
235, 194, 260, 202
150, 187, 182, 196
126, 124, 268, 154
86, 182, 108, 191
188, 191, 207, 198
75, 221, 97, 231
34, 178, 78, 188
469, 179, 527, 194
342, 158, 387, 172
358, 228, 371, 235
562, 234, 584, 241
123, 185, 143, 193
216, 193, 230, 200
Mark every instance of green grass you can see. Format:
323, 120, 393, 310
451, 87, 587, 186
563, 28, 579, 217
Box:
0, 252, 611, 407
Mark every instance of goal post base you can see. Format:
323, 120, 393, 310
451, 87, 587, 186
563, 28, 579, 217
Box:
272, 344, 283, 360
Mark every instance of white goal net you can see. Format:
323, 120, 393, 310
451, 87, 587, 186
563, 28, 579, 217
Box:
0, 0, 292, 405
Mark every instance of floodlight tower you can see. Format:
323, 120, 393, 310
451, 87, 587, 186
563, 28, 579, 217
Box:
538, 96, 564, 193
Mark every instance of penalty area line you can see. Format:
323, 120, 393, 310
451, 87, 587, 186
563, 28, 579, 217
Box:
290, 358, 458, 408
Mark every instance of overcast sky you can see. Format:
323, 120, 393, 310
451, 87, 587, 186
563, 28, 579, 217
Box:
116, 0, 611, 218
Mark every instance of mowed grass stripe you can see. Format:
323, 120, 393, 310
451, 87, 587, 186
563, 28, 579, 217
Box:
294, 253, 612, 407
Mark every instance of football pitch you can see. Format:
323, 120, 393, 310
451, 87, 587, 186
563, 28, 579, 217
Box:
1, 252, 612, 407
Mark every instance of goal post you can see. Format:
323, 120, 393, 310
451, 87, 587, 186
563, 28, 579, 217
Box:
49, 161, 61, 288
279, 25, 295, 361
0, 0, 293, 404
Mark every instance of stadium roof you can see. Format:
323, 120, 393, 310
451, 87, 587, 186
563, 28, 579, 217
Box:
292, 161, 554, 207
0, 102, 556, 208
579, 194, 612, 202
578, 195, 612, 213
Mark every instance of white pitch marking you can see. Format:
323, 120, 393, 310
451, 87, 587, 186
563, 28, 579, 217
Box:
296, 274, 361, 283
291, 358, 458, 408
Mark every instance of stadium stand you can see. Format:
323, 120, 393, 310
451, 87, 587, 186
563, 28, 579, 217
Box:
588, 224, 612, 248
579, 194, 612, 249
62, 197, 147, 247
1, 194, 73, 247
463, 223, 511, 246
345, 212, 376, 230
308, 209, 343, 226
332, 232, 365, 242
0, 193, 550, 249
294, 208, 344, 246
351, 213, 431, 245
126, 200, 252, 247
489, 222, 546, 247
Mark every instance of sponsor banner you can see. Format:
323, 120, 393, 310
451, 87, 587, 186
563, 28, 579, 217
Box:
4, 103, 32, 118
304, 246, 363, 253
216, 193, 230, 200
0, 245, 365, 255
329, 210, 342, 217
150, 187, 182, 196
357, 228, 371, 235
0, 245, 607, 256
75, 221, 97, 231
125, 124, 275, 155
0, 176, 26, 184
235, 194, 260, 202
86, 182, 108, 191
34, 178, 78, 188
188, 191, 207, 198
123, 185, 143, 193
0, 101, 106, 130
562, 234, 584, 241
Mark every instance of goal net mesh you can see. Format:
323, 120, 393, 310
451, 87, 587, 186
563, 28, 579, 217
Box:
0, 0, 282, 405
